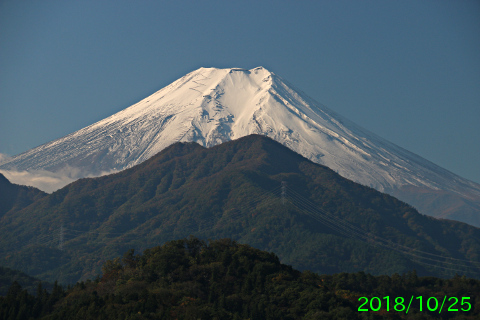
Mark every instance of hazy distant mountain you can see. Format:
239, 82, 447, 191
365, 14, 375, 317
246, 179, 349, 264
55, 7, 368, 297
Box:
1, 135, 479, 283
0, 153, 11, 165
1, 67, 479, 226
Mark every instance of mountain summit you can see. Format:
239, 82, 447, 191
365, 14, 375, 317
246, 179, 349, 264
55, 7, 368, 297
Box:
1, 67, 479, 225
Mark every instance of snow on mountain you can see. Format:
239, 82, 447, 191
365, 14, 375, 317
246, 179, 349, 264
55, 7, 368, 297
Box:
1, 66, 479, 225
0, 153, 12, 165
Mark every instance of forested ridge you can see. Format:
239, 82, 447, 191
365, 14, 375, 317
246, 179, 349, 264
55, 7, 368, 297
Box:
0, 173, 46, 218
1, 237, 479, 319
1, 136, 480, 284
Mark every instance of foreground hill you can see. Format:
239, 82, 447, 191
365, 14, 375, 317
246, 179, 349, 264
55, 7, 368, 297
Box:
0, 266, 52, 296
1, 67, 479, 226
1, 135, 480, 283
1, 238, 479, 319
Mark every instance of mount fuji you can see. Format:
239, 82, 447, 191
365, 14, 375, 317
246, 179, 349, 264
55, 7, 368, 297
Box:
1, 67, 479, 226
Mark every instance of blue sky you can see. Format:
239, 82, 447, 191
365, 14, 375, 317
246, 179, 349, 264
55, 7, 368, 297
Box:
1, 0, 479, 183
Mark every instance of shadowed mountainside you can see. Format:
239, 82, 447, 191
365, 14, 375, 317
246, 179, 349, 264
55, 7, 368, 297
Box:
0, 173, 46, 218
1, 135, 479, 284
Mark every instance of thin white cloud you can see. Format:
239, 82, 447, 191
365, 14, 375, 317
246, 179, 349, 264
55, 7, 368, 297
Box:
0, 166, 118, 193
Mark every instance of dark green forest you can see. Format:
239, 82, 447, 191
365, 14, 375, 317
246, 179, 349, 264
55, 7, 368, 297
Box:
1, 237, 479, 319
0, 267, 52, 297
1, 135, 480, 284
0, 173, 46, 218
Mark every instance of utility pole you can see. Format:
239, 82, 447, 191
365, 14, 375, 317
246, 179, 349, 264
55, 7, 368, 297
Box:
281, 181, 287, 205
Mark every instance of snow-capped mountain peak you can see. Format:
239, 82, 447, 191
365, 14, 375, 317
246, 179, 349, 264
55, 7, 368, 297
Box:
1, 66, 480, 226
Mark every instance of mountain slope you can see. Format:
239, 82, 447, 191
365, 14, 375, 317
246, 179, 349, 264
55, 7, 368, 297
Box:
0, 173, 46, 218
1, 67, 479, 226
1, 135, 479, 284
